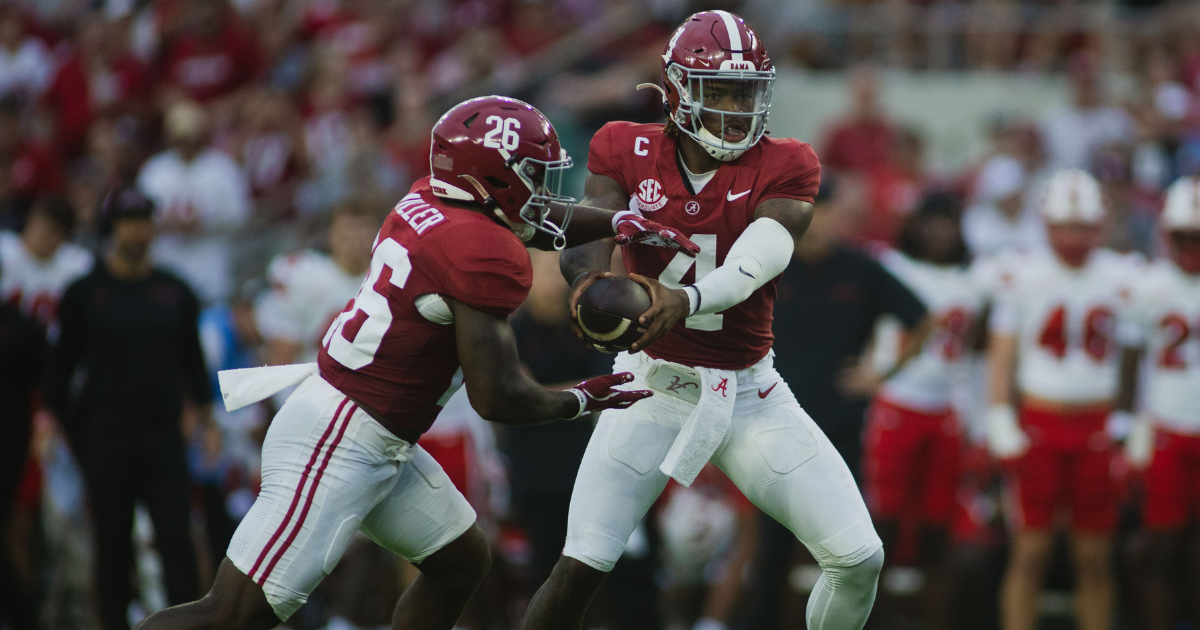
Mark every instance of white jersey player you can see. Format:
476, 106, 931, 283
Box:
865, 203, 984, 559
987, 169, 1140, 630
255, 201, 375, 366
0, 200, 93, 327
875, 249, 984, 413
1121, 176, 1200, 545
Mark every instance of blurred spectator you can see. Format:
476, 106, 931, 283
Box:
255, 198, 374, 367
819, 66, 896, 174
962, 155, 1045, 258
0, 4, 53, 107
0, 196, 93, 328
425, 26, 521, 99
0, 98, 65, 230
195, 281, 266, 572
384, 80, 433, 184
858, 127, 928, 246
158, 0, 260, 104
137, 99, 251, 305
1039, 53, 1134, 172
45, 188, 213, 630
43, 13, 151, 159
0, 298, 44, 630
232, 88, 307, 224
299, 0, 391, 98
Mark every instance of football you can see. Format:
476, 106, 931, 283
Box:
576, 276, 652, 352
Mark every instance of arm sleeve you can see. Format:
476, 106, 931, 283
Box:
178, 285, 213, 404
441, 231, 532, 317
869, 259, 928, 329
586, 122, 627, 191
43, 282, 83, 420
759, 141, 821, 205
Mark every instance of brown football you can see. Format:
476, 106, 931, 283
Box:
576, 276, 652, 352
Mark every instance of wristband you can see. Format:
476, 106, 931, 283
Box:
570, 271, 591, 288
567, 388, 587, 419
683, 285, 700, 316
611, 210, 638, 233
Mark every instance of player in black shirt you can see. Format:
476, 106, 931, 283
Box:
45, 188, 215, 630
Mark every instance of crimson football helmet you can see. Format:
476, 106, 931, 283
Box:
653, 10, 774, 161
430, 96, 575, 247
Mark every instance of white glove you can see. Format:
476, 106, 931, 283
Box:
986, 404, 1029, 459
1125, 415, 1154, 469
1105, 410, 1135, 441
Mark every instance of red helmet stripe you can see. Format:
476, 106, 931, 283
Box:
715, 10, 744, 61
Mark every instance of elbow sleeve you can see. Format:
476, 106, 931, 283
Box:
689, 217, 793, 316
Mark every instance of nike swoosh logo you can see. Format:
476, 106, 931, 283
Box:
758, 383, 777, 399
727, 189, 751, 201
738, 266, 756, 279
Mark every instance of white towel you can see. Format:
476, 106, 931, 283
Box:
218, 363, 319, 411
656, 365, 737, 487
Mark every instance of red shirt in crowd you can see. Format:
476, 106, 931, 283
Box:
161, 21, 260, 102
6, 142, 64, 203
44, 53, 150, 158
820, 118, 897, 173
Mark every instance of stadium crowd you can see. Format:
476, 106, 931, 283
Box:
3, 0, 1200, 630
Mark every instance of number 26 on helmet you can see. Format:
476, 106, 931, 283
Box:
429, 96, 576, 249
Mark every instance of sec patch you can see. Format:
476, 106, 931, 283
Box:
635, 178, 667, 212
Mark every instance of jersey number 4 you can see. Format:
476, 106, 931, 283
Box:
323, 238, 411, 369
1036, 304, 1114, 361
658, 234, 722, 331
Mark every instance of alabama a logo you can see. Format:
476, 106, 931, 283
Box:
635, 178, 668, 212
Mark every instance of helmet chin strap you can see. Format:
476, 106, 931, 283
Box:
459, 174, 535, 242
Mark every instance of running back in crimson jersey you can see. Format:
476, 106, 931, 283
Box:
588, 121, 820, 370
317, 177, 532, 434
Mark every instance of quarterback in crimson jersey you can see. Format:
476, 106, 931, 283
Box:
524, 12, 884, 630
134, 96, 698, 630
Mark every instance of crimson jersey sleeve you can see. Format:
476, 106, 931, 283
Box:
586, 121, 632, 190
759, 139, 821, 205
439, 224, 532, 316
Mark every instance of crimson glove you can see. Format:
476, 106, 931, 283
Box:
567, 372, 652, 418
613, 211, 700, 257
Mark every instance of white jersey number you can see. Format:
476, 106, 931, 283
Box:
483, 116, 521, 151
323, 238, 412, 369
658, 234, 721, 331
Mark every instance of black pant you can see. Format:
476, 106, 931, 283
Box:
72, 422, 198, 630
0, 416, 36, 630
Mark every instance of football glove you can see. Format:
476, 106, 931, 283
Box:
986, 404, 1029, 460
613, 211, 701, 257
567, 372, 652, 418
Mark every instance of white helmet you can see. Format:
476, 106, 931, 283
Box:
1040, 169, 1105, 225
1161, 176, 1200, 232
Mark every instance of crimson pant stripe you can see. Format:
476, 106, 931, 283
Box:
248, 396, 350, 582
257, 403, 358, 586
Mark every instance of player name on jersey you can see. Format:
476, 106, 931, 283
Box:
394, 194, 445, 235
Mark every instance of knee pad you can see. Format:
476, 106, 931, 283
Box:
806, 519, 884, 569
806, 548, 885, 630
563, 526, 627, 573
